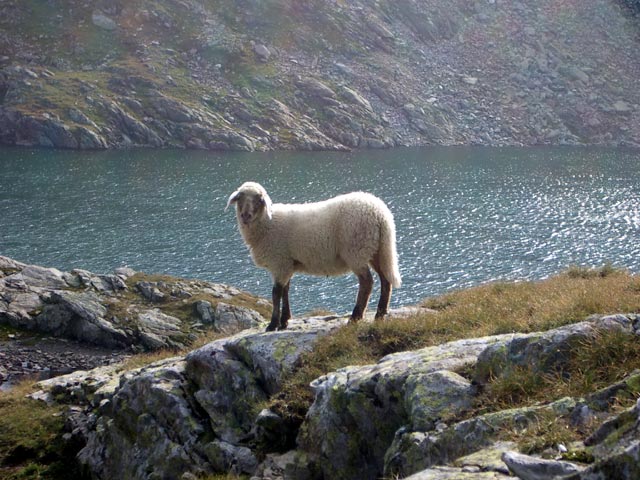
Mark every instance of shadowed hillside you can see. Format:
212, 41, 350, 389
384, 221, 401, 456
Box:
1, 0, 639, 150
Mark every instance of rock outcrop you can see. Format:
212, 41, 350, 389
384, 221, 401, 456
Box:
0, 256, 267, 386
0, 0, 638, 150
30, 309, 640, 479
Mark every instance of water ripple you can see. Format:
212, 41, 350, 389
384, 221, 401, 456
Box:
1, 146, 639, 315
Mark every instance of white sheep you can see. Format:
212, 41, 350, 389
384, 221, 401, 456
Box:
226, 181, 401, 331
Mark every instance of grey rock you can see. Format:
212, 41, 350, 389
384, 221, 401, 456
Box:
454, 441, 515, 475
76, 126, 108, 149
0, 256, 27, 271
474, 316, 636, 385
254, 450, 321, 480
12, 265, 68, 290
71, 269, 127, 292
299, 335, 508, 479
77, 358, 211, 479
92, 11, 117, 30
404, 466, 508, 479
36, 290, 130, 348
114, 267, 136, 278
31, 362, 125, 407
501, 451, 584, 479
203, 439, 258, 474
384, 398, 577, 478
136, 309, 185, 350
152, 95, 199, 123
295, 78, 336, 99
18, 115, 79, 148
212, 302, 264, 333
613, 100, 632, 113
136, 281, 166, 303
101, 100, 163, 147
253, 43, 271, 62
195, 300, 213, 323
186, 316, 343, 443
186, 334, 270, 444
340, 86, 373, 112
253, 409, 292, 453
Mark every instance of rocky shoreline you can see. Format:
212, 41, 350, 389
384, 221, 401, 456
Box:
0, 255, 269, 390
0, 335, 127, 391
3, 256, 640, 478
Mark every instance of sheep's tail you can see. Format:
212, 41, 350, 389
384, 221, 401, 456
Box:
378, 212, 402, 289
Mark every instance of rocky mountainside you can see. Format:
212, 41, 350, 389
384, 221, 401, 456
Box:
1, 0, 639, 151
32, 312, 640, 480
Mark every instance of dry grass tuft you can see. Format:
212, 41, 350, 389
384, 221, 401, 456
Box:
273, 266, 640, 426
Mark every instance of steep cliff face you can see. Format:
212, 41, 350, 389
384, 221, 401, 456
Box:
1, 0, 639, 151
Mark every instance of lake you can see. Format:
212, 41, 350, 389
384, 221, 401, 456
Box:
1, 146, 639, 316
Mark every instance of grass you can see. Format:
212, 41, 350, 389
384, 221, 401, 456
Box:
474, 328, 640, 415
271, 266, 640, 427
0, 381, 77, 480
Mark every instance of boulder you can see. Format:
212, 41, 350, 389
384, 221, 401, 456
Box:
186, 316, 345, 444
77, 358, 213, 479
36, 290, 130, 348
384, 398, 577, 478
136, 309, 187, 350
92, 11, 117, 30
298, 335, 509, 479
501, 451, 584, 479
24, 310, 640, 480
211, 302, 264, 333
253, 43, 271, 62
474, 315, 638, 384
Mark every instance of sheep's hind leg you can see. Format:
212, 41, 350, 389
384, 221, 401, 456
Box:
371, 255, 392, 320
267, 282, 286, 332
375, 275, 392, 320
278, 281, 291, 330
350, 268, 373, 322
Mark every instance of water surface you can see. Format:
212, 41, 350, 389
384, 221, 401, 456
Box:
1, 146, 639, 315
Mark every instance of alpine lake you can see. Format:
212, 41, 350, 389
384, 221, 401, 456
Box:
1, 146, 639, 315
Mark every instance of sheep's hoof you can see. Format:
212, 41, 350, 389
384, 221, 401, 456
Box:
266, 322, 278, 332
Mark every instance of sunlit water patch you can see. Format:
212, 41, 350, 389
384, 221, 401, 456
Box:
1, 146, 639, 316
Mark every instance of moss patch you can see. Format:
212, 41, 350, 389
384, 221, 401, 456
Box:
0, 381, 82, 480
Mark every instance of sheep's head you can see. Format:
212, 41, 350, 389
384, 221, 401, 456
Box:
226, 182, 273, 225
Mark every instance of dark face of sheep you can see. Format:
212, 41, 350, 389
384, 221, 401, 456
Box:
235, 193, 266, 225
227, 183, 273, 225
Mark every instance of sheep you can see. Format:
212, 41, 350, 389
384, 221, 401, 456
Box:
226, 181, 401, 331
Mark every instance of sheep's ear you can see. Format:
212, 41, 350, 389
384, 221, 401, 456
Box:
261, 191, 273, 220
225, 190, 241, 211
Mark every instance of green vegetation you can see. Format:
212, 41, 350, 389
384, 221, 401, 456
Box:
0, 381, 76, 480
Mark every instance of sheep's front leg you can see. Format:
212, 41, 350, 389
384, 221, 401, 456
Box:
267, 282, 285, 331
350, 268, 373, 322
267, 281, 291, 331
279, 281, 291, 330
